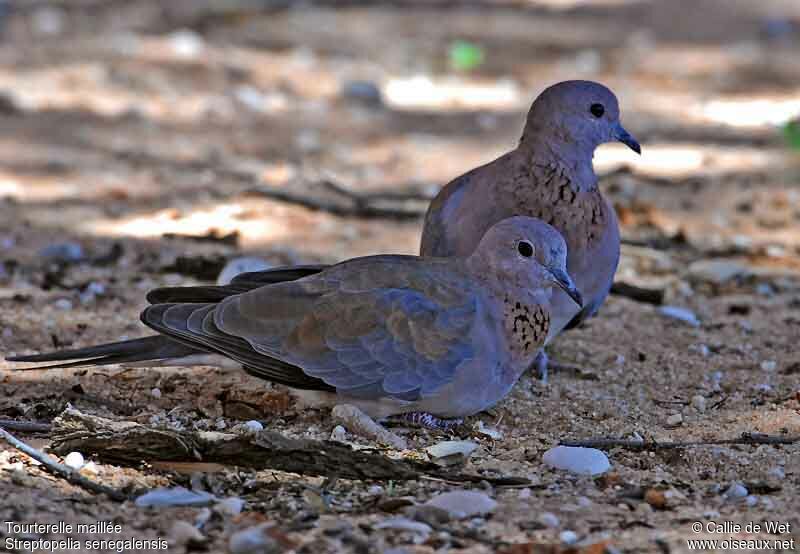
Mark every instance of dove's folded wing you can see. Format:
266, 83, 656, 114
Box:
142, 257, 481, 399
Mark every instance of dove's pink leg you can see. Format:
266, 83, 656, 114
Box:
534, 350, 583, 383
534, 350, 549, 383
389, 412, 463, 431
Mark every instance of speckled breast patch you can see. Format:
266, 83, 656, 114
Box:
503, 297, 549, 359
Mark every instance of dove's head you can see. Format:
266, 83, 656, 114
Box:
521, 80, 640, 157
469, 216, 582, 307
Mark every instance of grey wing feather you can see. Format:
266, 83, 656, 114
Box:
215, 260, 480, 399
147, 264, 328, 304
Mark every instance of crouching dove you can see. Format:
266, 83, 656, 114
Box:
8, 217, 580, 428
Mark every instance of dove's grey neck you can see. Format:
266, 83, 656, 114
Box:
517, 133, 598, 193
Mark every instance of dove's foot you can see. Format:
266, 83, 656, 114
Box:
389, 411, 463, 431
534, 350, 549, 384
533, 350, 584, 384
331, 404, 408, 450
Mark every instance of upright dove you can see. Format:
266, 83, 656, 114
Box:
422, 80, 640, 346
8, 217, 580, 424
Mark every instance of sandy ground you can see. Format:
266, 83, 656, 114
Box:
0, 1, 799, 552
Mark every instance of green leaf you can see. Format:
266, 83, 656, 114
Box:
782, 119, 800, 150
449, 40, 485, 72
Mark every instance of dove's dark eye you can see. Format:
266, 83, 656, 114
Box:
590, 103, 605, 118
517, 241, 534, 258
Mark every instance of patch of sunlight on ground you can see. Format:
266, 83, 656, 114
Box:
0, 64, 229, 123
80, 203, 290, 244
0, 172, 79, 200
697, 96, 800, 128
525, 0, 645, 7
384, 76, 522, 111
595, 142, 784, 177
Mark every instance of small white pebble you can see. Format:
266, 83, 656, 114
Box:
724, 482, 748, 500
475, 420, 503, 440
576, 496, 592, 507
243, 420, 263, 432
170, 520, 204, 546
765, 245, 785, 257
666, 413, 683, 427
216, 497, 245, 516
659, 306, 700, 327
691, 395, 706, 412
560, 530, 578, 544
214, 418, 227, 430
169, 29, 204, 58
542, 446, 610, 475
756, 283, 774, 296
368, 485, 384, 496
63, 452, 84, 470
330, 425, 347, 442
150, 387, 162, 399
739, 320, 753, 332
760, 360, 777, 372
745, 495, 758, 507
425, 491, 497, 519
768, 466, 785, 480
517, 488, 532, 500
54, 299, 73, 311
539, 512, 560, 528
690, 343, 710, 357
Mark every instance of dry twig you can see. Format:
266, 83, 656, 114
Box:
610, 281, 665, 305
0, 419, 52, 433
242, 184, 427, 220
561, 432, 799, 450
0, 425, 126, 501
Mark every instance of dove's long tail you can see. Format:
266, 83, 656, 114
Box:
6, 335, 202, 370
7, 264, 330, 371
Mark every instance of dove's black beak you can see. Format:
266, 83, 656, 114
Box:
614, 123, 641, 155
550, 268, 583, 307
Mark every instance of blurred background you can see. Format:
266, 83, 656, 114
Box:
0, 0, 798, 269
0, 0, 798, 360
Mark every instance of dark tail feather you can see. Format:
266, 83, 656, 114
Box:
146, 265, 328, 305
6, 336, 198, 370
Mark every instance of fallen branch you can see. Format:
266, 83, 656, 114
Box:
0, 419, 52, 433
561, 432, 799, 450
318, 179, 434, 204
242, 185, 426, 220
0, 425, 126, 501
50, 407, 528, 485
610, 281, 665, 306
